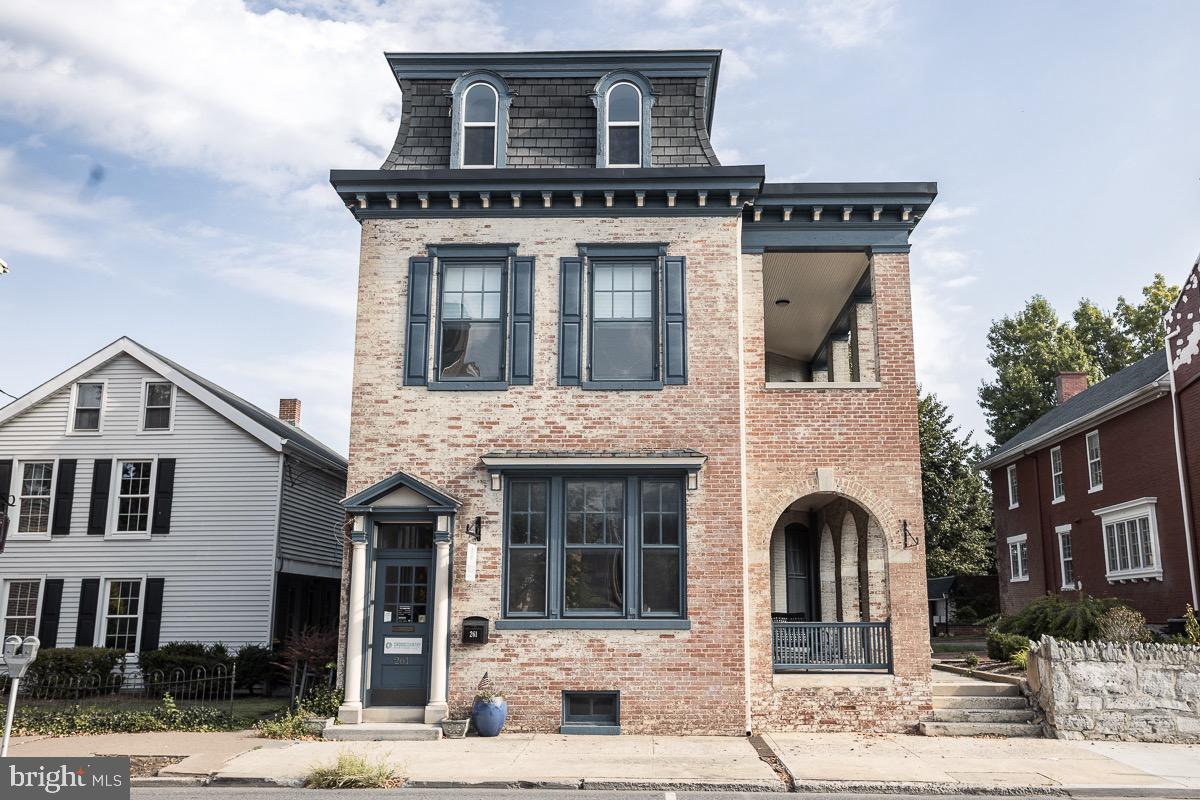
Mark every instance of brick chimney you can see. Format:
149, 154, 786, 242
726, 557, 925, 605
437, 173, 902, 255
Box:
1055, 372, 1089, 405
278, 398, 301, 426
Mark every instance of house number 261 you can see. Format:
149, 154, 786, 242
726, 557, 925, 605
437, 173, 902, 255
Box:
392, 657, 410, 665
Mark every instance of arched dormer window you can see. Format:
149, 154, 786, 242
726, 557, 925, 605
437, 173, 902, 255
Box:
449, 71, 512, 169
592, 71, 655, 168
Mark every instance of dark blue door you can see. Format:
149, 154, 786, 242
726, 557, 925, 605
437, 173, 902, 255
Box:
369, 556, 432, 706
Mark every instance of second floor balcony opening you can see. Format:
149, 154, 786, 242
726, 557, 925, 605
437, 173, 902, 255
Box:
762, 251, 877, 386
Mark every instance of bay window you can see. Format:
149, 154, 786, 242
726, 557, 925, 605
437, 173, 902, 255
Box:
1095, 498, 1161, 581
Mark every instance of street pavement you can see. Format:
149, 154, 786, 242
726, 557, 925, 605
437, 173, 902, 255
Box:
133, 791, 1200, 800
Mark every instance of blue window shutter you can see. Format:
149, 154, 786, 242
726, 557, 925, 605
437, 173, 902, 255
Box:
558, 257, 583, 385
404, 256, 433, 386
663, 256, 688, 384
509, 256, 535, 385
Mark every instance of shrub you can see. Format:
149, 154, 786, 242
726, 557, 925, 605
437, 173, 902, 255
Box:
26, 647, 125, 684
1009, 648, 1029, 670
278, 628, 337, 672
305, 753, 403, 789
996, 594, 1126, 642
12, 694, 234, 736
952, 605, 979, 625
234, 644, 278, 694
256, 708, 315, 739
1096, 606, 1154, 643
987, 631, 1030, 661
138, 642, 233, 680
1184, 605, 1200, 646
962, 653, 980, 671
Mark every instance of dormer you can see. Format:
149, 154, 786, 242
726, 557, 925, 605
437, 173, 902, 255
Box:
449, 71, 513, 169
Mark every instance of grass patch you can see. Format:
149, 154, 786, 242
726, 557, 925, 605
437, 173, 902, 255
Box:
932, 641, 984, 653
305, 752, 403, 789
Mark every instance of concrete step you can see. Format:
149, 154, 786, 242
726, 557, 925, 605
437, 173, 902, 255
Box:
932, 682, 1020, 697
362, 706, 424, 723
931, 708, 1036, 723
934, 695, 1030, 710
918, 720, 1042, 738
323, 722, 442, 741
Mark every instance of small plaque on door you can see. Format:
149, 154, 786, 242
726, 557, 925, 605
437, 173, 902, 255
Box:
395, 605, 414, 623
384, 637, 422, 655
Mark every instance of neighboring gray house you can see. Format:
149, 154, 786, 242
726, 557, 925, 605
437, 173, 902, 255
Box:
0, 337, 347, 653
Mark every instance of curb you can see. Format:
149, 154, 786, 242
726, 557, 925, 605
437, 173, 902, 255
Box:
129, 776, 209, 788
208, 774, 304, 788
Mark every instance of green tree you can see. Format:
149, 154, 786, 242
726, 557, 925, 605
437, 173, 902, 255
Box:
1116, 273, 1177, 359
978, 296, 1097, 445
1073, 299, 1130, 379
919, 391, 993, 576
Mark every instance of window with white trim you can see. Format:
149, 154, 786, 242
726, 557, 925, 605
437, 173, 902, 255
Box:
100, 578, 143, 652
1056, 526, 1076, 589
1050, 446, 1064, 502
114, 460, 154, 534
16, 461, 54, 534
143, 381, 174, 431
72, 382, 103, 431
605, 81, 642, 167
1096, 498, 1161, 581
1086, 430, 1103, 490
3, 579, 41, 638
1007, 534, 1029, 582
1006, 464, 1019, 509
461, 82, 498, 168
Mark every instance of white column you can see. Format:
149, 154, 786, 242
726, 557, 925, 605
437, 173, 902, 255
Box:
425, 535, 452, 723
337, 530, 368, 724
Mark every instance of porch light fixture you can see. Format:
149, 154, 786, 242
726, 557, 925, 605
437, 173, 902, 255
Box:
902, 520, 919, 549
468, 516, 482, 542
774, 298, 791, 307
436, 515, 452, 534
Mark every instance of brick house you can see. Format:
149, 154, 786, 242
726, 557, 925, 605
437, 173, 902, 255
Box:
330, 50, 937, 735
980, 347, 1200, 624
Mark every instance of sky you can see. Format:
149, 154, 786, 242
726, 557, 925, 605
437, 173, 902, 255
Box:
1, 0, 1198, 454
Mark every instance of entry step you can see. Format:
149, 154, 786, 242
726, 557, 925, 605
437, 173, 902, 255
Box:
323, 722, 442, 741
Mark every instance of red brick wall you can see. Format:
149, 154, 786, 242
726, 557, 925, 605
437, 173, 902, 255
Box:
1173, 376, 1200, 610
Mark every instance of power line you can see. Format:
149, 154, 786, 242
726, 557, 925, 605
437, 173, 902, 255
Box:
0, 388, 18, 401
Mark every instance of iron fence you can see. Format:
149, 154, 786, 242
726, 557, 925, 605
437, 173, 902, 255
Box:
772, 619, 893, 671
0, 663, 237, 718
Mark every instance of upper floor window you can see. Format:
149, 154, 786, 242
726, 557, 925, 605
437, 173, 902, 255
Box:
71, 381, 103, 432
438, 261, 505, 382
1006, 464, 1019, 509
605, 82, 641, 167
114, 459, 155, 535
1007, 533, 1029, 582
143, 381, 174, 431
1095, 498, 1161, 582
449, 72, 510, 169
1056, 525, 1076, 590
1086, 430, 1103, 491
17, 461, 54, 534
591, 261, 656, 382
1050, 446, 1064, 502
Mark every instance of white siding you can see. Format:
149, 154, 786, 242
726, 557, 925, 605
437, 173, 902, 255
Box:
0, 354, 281, 648
278, 455, 345, 572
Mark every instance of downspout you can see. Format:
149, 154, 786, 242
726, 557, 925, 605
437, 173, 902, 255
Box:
736, 226, 753, 736
1167, 357, 1200, 609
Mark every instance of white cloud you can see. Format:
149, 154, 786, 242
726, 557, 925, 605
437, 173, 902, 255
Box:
796, 0, 898, 48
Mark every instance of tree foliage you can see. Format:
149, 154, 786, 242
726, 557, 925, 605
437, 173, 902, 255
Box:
919, 391, 993, 576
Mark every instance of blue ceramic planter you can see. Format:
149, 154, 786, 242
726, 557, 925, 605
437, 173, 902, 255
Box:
472, 697, 508, 737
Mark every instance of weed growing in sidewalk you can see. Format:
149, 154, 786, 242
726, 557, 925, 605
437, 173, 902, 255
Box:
305, 752, 404, 789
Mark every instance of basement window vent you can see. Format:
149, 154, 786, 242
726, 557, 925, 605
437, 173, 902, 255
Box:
561, 691, 620, 735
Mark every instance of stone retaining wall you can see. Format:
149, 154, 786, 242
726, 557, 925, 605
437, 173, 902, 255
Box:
1028, 636, 1200, 742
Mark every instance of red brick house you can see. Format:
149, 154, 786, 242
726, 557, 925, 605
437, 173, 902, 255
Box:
329, 49, 937, 736
982, 279, 1200, 623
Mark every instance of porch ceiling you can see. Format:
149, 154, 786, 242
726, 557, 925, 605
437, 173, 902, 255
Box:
762, 251, 869, 361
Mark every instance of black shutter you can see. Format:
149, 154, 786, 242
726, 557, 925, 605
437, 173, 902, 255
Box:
558, 256, 583, 385
37, 579, 64, 648
151, 459, 175, 535
51, 459, 76, 536
0, 459, 11, 540
75, 578, 100, 647
403, 256, 433, 386
509, 256, 535, 385
87, 459, 112, 536
663, 255, 688, 384
140, 578, 165, 651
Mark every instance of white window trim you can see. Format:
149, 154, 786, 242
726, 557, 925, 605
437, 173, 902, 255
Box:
137, 378, 176, 434
105, 457, 158, 540
1094, 497, 1162, 582
65, 379, 108, 435
9, 457, 59, 541
1086, 429, 1103, 492
1, 575, 45, 639
1056, 524, 1078, 590
460, 81, 498, 169
1007, 533, 1029, 582
1050, 446, 1065, 504
604, 81, 642, 168
94, 575, 147, 653
1006, 463, 1019, 509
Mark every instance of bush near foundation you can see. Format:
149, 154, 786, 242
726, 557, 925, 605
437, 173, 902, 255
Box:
25, 647, 125, 684
987, 631, 1030, 662
996, 594, 1127, 642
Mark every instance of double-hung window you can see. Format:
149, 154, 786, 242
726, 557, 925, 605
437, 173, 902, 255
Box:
437, 261, 505, 382
1056, 525, 1076, 589
503, 475, 686, 623
1086, 430, 1103, 491
3, 578, 42, 638
99, 578, 143, 651
142, 381, 174, 431
1007, 534, 1029, 582
1006, 464, 1019, 509
16, 461, 54, 535
71, 382, 103, 432
1095, 498, 1161, 581
1050, 446, 1064, 503
590, 261, 656, 382
113, 460, 155, 535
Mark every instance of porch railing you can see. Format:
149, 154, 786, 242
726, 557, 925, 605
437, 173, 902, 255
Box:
772, 619, 892, 672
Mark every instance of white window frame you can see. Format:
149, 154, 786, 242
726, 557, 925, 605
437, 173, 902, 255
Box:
1006, 463, 1019, 509
605, 81, 642, 168
1050, 446, 1065, 503
460, 81, 498, 169
1007, 533, 1029, 582
1094, 497, 1162, 582
66, 379, 107, 435
138, 378, 176, 434
10, 458, 58, 541
1, 576, 45, 639
1086, 430, 1103, 492
1056, 524, 1078, 590
106, 458, 158, 540
94, 575, 147, 653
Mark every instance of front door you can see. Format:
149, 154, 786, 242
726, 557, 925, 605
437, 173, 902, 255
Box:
785, 523, 811, 620
369, 556, 433, 706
